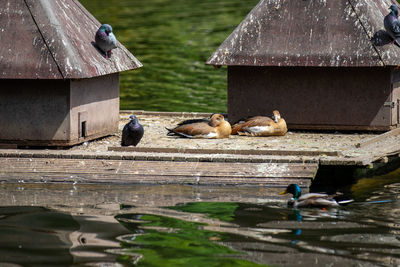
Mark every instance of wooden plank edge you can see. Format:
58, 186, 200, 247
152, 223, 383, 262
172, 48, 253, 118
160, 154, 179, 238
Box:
120, 110, 222, 118
0, 152, 319, 164
0, 129, 115, 147
288, 124, 392, 132
355, 127, 400, 148
0, 173, 313, 186
108, 146, 341, 157
0, 144, 17, 149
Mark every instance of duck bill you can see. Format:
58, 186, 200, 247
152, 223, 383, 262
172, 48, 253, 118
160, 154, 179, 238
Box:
279, 190, 287, 195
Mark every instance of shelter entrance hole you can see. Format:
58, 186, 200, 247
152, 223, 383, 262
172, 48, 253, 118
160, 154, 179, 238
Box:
78, 111, 88, 139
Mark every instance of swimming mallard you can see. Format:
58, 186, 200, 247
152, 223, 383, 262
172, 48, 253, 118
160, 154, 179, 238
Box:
280, 184, 352, 208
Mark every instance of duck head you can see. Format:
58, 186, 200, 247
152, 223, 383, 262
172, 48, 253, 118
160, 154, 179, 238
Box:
272, 110, 281, 123
209, 114, 225, 127
280, 184, 302, 200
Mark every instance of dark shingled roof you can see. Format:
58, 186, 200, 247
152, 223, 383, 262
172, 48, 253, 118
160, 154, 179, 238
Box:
0, 0, 142, 79
207, 0, 400, 67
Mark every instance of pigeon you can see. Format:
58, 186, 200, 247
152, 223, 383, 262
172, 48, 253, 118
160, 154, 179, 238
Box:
383, 4, 400, 47
95, 24, 117, 59
231, 110, 287, 136
121, 115, 144, 146
371, 29, 394, 46
166, 114, 232, 139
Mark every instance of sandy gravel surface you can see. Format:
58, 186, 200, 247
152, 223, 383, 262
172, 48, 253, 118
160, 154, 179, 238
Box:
69, 112, 377, 156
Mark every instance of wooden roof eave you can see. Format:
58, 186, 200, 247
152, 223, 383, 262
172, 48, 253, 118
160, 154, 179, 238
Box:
206, 0, 399, 68
0, 0, 142, 80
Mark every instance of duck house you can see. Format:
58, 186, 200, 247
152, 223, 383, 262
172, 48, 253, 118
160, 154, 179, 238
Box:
0, 0, 142, 146
207, 0, 400, 131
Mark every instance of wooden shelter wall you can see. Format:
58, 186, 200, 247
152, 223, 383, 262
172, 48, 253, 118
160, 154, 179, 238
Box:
228, 66, 393, 129
0, 80, 70, 141
392, 79, 400, 126
69, 73, 119, 142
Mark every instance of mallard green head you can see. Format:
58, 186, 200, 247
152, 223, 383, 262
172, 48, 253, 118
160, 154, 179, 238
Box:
280, 184, 302, 200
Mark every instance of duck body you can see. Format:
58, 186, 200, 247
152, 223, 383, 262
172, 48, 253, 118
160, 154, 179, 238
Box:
280, 184, 346, 208
95, 24, 117, 59
289, 193, 340, 208
121, 115, 144, 146
166, 114, 231, 139
231, 110, 287, 136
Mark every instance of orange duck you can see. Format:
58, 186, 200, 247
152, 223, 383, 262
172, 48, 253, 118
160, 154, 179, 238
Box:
231, 110, 287, 136
166, 114, 231, 139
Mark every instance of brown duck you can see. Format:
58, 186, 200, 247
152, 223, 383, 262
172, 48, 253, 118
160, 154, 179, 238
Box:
166, 114, 232, 139
231, 110, 287, 136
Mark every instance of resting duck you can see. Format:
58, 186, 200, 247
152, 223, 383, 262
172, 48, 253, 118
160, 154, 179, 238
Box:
166, 114, 231, 139
280, 184, 352, 208
231, 110, 287, 136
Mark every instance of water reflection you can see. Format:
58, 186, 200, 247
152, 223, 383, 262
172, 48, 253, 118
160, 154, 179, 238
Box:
0, 206, 77, 266
0, 206, 130, 266
115, 202, 398, 266
1, 183, 400, 266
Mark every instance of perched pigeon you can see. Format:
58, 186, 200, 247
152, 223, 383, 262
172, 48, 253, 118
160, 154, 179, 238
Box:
95, 24, 117, 59
384, 4, 400, 47
121, 115, 144, 146
371, 29, 393, 46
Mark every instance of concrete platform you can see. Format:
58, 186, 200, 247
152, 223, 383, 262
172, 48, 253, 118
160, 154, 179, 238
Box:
1, 111, 400, 188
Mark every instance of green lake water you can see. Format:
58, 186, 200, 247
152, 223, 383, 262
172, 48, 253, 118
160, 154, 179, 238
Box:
80, 0, 259, 112
1, 178, 400, 266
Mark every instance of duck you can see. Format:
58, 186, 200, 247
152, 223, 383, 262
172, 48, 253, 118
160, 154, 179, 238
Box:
121, 115, 144, 146
166, 114, 231, 139
280, 184, 352, 208
231, 110, 287, 136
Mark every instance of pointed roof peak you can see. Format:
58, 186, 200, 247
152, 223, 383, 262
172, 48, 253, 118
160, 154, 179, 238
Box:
207, 0, 400, 67
1, 0, 142, 79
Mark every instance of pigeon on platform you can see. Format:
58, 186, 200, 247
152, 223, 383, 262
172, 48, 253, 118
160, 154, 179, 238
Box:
384, 4, 400, 47
121, 115, 144, 146
95, 24, 118, 59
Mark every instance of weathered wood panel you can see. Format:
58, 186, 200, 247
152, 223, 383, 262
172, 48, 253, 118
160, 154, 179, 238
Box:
0, 0, 62, 79
227, 66, 393, 127
356, 127, 400, 148
24, 0, 142, 79
0, 158, 317, 186
207, 0, 397, 67
349, 0, 400, 66
1, 0, 142, 79
108, 146, 341, 157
